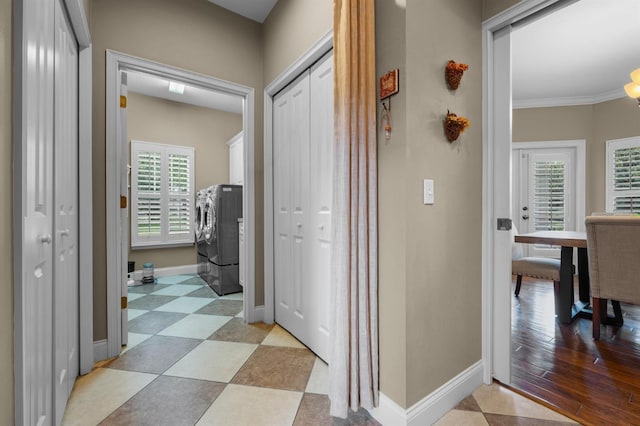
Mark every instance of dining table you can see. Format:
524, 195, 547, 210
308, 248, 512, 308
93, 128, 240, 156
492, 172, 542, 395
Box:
514, 230, 590, 324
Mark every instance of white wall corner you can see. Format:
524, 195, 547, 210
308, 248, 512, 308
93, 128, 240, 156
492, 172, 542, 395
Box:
93, 340, 108, 363
369, 360, 484, 425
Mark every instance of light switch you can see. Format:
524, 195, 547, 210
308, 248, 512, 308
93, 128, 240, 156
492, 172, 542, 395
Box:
423, 179, 434, 205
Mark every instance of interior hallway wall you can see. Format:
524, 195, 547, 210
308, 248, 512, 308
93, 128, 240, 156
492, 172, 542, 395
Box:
262, 0, 332, 85
404, 0, 483, 406
375, 0, 408, 408
126, 92, 242, 269
91, 0, 263, 341
0, 0, 13, 422
513, 97, 640, 217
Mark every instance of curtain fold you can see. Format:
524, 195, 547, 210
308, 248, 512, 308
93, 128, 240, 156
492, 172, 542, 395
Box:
329, 0, 379, 419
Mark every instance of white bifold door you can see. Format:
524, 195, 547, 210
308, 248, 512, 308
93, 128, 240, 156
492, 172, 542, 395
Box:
273, 52, 333, 362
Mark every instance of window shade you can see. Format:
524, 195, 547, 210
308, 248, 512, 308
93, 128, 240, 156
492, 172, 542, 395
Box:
131, 141, 194, 247
607, 138, 640, 214
532, 160, 565, 231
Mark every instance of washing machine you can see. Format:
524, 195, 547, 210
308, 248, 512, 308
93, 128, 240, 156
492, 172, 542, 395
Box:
195, 189, 208, 277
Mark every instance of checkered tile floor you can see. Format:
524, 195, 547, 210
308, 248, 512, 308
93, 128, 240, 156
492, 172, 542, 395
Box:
61, 274, 379, 425
61, 274, 577, 425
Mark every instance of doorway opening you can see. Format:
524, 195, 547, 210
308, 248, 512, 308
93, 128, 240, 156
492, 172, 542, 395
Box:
102, 51, 256, 360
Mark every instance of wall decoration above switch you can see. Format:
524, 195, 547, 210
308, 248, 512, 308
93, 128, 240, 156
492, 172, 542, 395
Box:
445, 60, 468, 90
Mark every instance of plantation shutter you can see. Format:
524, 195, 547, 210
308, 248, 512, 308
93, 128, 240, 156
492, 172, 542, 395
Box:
131, 141, 194, 247
532, 160, 566, 231
612, 146, 640, 213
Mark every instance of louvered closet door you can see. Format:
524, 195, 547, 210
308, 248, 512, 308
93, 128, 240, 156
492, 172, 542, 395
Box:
274, 71, 310, 341
521, 149, 575, 257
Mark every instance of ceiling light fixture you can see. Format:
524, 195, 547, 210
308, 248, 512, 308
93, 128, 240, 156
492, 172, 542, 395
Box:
168, 81, 185, 95
624, 68, 640, 107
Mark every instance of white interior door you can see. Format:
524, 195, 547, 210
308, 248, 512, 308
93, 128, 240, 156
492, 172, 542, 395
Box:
513, 147, 575, 257
53, 0, 79, 422
274, 71, 310, 342
119, 71, 129, 345
307, 52, 333, 362
273, 51, 333, 361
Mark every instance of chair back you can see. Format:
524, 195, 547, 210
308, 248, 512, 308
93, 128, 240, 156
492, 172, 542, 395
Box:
586, 215, 640, 304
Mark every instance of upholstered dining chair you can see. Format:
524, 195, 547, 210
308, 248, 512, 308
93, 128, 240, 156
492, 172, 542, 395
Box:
511, 226, 561, 298
585, 215, 640, 340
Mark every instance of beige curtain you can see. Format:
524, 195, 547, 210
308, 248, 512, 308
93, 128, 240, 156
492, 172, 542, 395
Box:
329, 0, 378, 419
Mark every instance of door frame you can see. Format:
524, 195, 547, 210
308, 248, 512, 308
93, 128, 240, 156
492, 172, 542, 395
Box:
263, 31, 333, 324
104, 51, 256, 358
482, 0, 570, 385
13, 0, 92, 421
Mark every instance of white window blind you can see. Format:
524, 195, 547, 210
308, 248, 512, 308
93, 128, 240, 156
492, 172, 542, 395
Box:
131, 141, 194, 247
606, 137, 640, 214
532, 160, 566, 231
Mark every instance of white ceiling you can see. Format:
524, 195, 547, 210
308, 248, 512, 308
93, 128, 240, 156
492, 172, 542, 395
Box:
207, 0, 278, 23
512, 0, 640, 108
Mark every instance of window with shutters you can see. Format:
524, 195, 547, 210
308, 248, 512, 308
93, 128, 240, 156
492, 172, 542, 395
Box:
131, 141, 194, 247
606, 137, 640, 214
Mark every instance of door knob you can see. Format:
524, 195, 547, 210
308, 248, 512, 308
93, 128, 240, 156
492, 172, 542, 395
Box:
522, 206, 528, 211
40, 234, 52, 244
522, 215, 529, 220
59, 229, 70, 237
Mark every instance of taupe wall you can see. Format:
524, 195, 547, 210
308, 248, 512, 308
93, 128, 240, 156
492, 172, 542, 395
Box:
483, 0, 520, 21
0, 0, 13, 422
126, 92, 242, 269
375, 0, 408, 408
404, 0, 483, 406
261, 0, 333, 84
514, 97, 640, 216
92, 0, 263, 340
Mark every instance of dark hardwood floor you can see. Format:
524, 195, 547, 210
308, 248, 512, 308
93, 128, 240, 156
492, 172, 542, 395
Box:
510, 276, 640, 426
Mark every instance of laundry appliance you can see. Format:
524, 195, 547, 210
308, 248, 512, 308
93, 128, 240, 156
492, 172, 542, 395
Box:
194, 189, 208, 277
200, 184, 243, 295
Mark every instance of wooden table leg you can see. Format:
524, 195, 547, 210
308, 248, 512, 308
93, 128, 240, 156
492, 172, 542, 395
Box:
577, 247, 590, 304
558, 246, 574, 324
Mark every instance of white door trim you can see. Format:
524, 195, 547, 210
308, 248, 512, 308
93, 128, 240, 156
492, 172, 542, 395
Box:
482, 0, 566, 385
263, 31, 333, 324
105, 50, 256, 358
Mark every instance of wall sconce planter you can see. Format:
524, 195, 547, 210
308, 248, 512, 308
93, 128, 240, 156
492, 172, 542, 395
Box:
445, 60, 469, 90
444, 111, 470, 142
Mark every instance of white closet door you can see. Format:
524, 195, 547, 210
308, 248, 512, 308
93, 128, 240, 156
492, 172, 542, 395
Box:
20, 0, 55, 424
53, 0, 79, 422
307, 52, 333, 362
274, 71, 310, 340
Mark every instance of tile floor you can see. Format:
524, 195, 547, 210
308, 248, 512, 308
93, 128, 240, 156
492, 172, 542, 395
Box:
61, 274, 579, 425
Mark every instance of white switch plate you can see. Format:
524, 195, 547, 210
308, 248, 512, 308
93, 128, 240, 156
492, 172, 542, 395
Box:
424, 179, 434, 204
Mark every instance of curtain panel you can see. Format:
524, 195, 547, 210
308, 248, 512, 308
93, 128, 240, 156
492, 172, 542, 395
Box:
329, 0, 379, 419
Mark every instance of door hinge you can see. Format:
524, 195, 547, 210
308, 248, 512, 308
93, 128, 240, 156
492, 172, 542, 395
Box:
121, 296, 128, 309
120, 95, 127, 108
120, 196, 127, 208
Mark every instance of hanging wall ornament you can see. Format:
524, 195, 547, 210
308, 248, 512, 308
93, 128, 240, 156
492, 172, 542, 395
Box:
443, 110, 470, 142
445, 60, 469, 90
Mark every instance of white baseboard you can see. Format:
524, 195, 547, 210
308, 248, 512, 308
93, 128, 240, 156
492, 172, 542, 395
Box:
93, 339, 108, 363
251, 305, 265, 323
133, 264, 198, 280
369, 360, 484, 426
